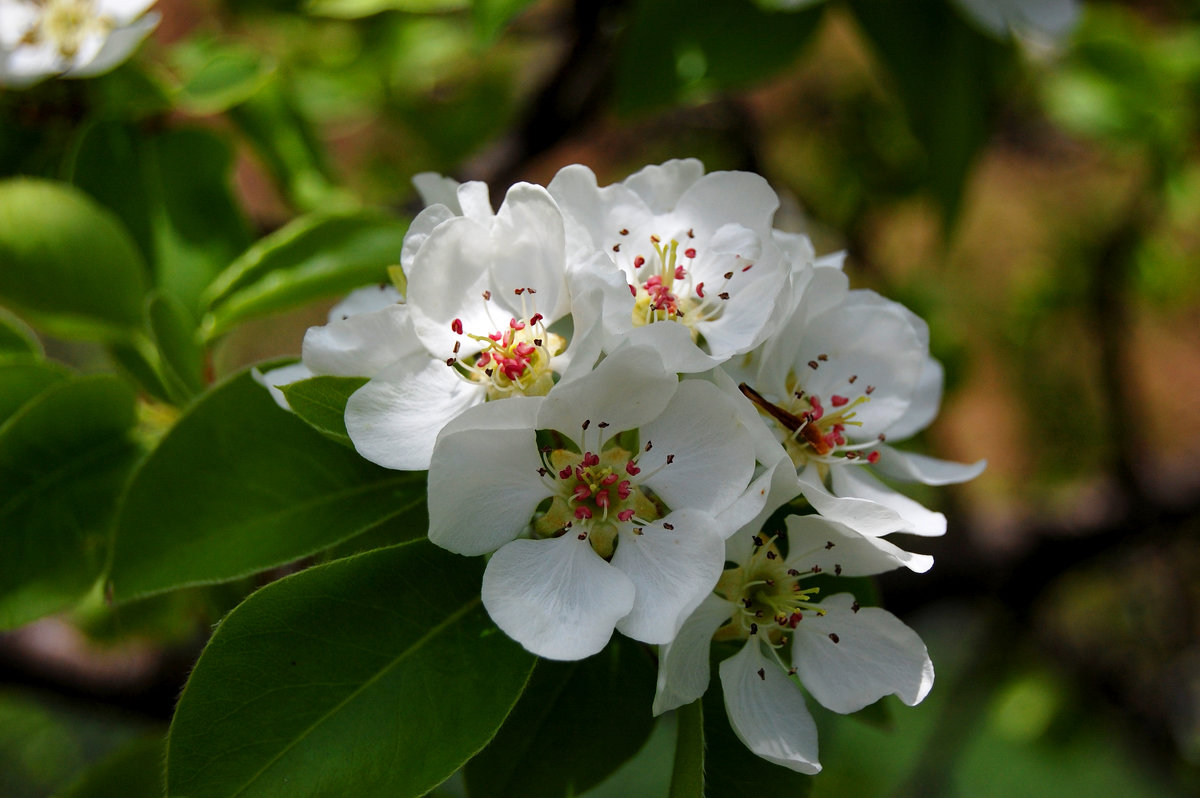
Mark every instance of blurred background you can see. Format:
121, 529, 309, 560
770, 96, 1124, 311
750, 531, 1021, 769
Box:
2, 0, 1200, 795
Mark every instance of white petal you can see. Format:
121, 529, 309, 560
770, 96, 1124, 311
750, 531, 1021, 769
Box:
612, 509, 725, 644
326, 283, 402, 320
882, 357, 942, 441
406, 217, 495, 356
638, 380, 755, 521
611, 321, 719, 374
67, 12, 158, 78
426, 398, 549, 556
401, 204, 457, 275
720, 639, 821, 774
782, 514, 933, 575
536, 346, 676, 437
302, 303, 417, 377
344, 354, 482, 471
622, 159, 706, 214
798, 463, 908, 538
873, 446, 986, 486
653, 593, 732, 715
482, 535, 635, 661
488, 183, 570, 322
456, 181, 493, 220
793, 593, 934, 713
95, 0, 157, 24
411, 172, 462, 212
674, 172, 779, 240
830, 466, 946, 537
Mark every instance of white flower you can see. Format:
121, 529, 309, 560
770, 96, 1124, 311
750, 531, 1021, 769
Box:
0, 0, 159, 88
427, 346, 767, 660
548, 160, 794, 373
654, 514, 935, 773
734, 266, 984, 538
950, 0, 1080, 45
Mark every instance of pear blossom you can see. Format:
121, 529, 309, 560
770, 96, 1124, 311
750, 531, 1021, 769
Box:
733, 266, 984, 538
0, 0, 159, 88
654, 514, 935, 773
427, 346, 772, 660
548, 160, 794, 373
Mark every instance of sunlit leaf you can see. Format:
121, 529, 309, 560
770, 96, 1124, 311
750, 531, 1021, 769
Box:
281, 375, 369, 446
167, 540, 535, 798
108, 370, 423, 601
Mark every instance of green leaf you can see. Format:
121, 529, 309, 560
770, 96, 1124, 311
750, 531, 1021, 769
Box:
848, 0, 1014, 229
0, 307, 41, 356
170, 36, 277, 114
465, 636, 657, 798
147, 291, 206, 400
108, 370, 423, 601
701, 650, 813, 798
201, 211, 408, 341
615, 0, 824, 117
0, 375, 140, 630
669, 701, 704, 798
167, 540, 535, 798
471, 0, 536, 42
0, 179, 148, 340
306, 0, 468, 17
53, 734, 165, 798
0, 356, 71, 425
280, 375, 369, 445
67, 122, 252, 315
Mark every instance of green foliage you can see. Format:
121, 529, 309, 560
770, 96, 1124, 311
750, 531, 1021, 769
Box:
108, 370, 424, 601
67, 122, 252, 316
0, 376, 140, 630
307, 0, 469, 16
465, 636, 657, 798
53, 734, 165, 798
0, 179, 147, 340
281, 375, 370, 445
201, 211, 408, 340
615, 0, 825, 117
146, 291, 206, 402
848, 0, 1014, 228
169, 37, 278, 114
0, 357, 71, 425
668, 701, 704, 798
471, 0, 536, 42
0, 308, 41, 355
167, 540, 535, 798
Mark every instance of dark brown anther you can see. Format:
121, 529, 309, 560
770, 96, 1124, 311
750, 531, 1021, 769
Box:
811, 564, 822, 573
687, 228, 695, 238
788, 667, 797, 676
757, 668, 766, 681
766, 550, 777, 560
514, 287, 525, 295
582, 419, 591, 430
718, 292, 730, 300
613, 244, 621, 252
866, 385, 875, 394
644, 440, 653, 451
446, 358, 456, 366
764, 578, 775, 587
578, 532, 587, 540
452, 341, 461, 354
755, 610, 764, 618
808, 360, 819, 370
528, 287, 537, 294
598, 421, 610, 428
834, 564, 843, 576
825, 541, 835, 549
537, 467, 548, 476
534, 338, 543, 346
633, 527, 644, 535
723, 271, 734, 280
828, 633, 840, 644
750, 622, 759, 635
752, 535, 764, 547
662, 522, 675, 530
851, 601, 861, 613
849, 374, 858, 384
620, 228, 629, 235
742, 598, 753, 608
482, 290, 492, 300
666, 454, 675, 464
818, 353, 828, 361
485, 368, 494, 377
878, 434, 886, 442
787, 568, 800, 577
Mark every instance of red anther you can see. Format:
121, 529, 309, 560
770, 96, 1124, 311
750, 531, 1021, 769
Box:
482, 290, 492, 300
831, 395, 849, 407
502, 330, 513, 347
625, 460, 641, 476
867, 451, 881, 464
595, 491, 610, 509
529, 313, 544, 325
629, 284, 637, 297
573, 483, 592, 501
617, 509, 636, 522
620, 228, 629, 235
634, 256, 645, 268
788, 612, 803, 628
515, 342, 536, 358
696, 282, 705, 298
742, 263, 753, 272
489, 331, 503, 341
601, 473, 619, 486
509, 318, 526, 330
617, 480, 631, 500
582, 452, 600, 467
451, 318, 463, 334
650, 234, 661, 243
559, 466, 573, 480
477, 352, 492, 367
823, 432, 838, 449
514, 288, 525, 295
675, 265, 686, 280
645, 274, 663, 289
574, 506, 593, 520
834, 433, 846, 446
684, 248, 696, 259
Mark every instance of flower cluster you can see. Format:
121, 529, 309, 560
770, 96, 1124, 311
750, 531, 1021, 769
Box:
266, 160, 984, 775
0, 0, 158, 88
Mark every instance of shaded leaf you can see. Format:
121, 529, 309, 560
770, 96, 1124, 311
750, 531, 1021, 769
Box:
0, 308, 41, 356
53, 734, 165, 798
147, 291, 205, 400
167, 540, 535, 798
170, 37, 277, 114
0, 357, 71, 426
281, 375, 369, 446
466, 636, 657, 798
108, 370, 423, 601
0, 376, 140, 630
669, 700, 704, 798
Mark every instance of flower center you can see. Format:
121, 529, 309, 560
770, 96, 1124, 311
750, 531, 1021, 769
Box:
714, 536, 824, 647
622, 232, 749, 340
740, 373, 882, 468
26, 0, 110, 59
447, 306, 565, 400
533, 443, 668, 559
